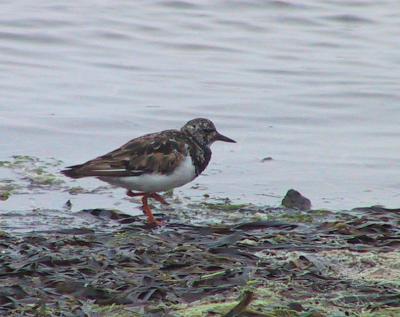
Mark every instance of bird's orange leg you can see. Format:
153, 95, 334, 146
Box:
126, 190, 167, 226
149, 193, 169, 205
127, 191, 169, 205
126, 190, 146, 198
141, 195, 163, 227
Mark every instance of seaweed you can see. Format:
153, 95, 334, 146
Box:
0, 205, 399, 316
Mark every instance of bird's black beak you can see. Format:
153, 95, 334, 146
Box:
215, 131, 236, 143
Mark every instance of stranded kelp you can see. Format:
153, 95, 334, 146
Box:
1, 205, 400, 316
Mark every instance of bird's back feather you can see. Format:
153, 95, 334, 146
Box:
61, 130, 190, 179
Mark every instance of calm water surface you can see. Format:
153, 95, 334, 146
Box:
1, 0, 400, 214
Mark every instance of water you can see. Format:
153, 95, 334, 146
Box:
1, 0, 400, 214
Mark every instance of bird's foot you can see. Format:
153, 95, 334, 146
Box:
146, 219, 166, 228
142, 195, 166, 227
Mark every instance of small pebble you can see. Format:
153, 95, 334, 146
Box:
261, 157, 273, 162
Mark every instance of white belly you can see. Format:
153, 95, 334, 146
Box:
99, 156, 197, 192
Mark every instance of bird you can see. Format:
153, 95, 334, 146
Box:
61, 118, 236, 226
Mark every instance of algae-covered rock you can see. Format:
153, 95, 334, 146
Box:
282, 189, 312, 211
0, 191, 11, 201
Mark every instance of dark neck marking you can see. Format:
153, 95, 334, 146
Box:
183, 132, 212, 176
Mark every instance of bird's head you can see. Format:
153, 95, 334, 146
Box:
181, 118, 236, 146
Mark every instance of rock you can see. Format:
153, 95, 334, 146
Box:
282, 189, 311, 211
64, 199, 72, 210
261, 157, 273, 162
0, 191, 11, 201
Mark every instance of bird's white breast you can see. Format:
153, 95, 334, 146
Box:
99, 155, 197, 193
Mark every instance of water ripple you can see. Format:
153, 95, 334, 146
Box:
1, 0, 400, 209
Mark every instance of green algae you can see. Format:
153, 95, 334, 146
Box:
310, 209, 333, 217
359, 308, 400, 317
81, 303, 142, 317
27, 173, 64, 186
176, 302, 237, 317
0, 155, 65, 191
201, 202, 248, 211
175, 286, 320, 317
0, 179, 22, 200
280, 211, 314, 223
68, 186, 87, 195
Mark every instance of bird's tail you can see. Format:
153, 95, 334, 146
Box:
61, 164, 85, 179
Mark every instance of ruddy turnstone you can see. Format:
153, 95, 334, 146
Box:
62, 118, 236, 226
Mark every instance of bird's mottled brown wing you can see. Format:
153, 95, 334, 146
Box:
61, 130, 188, 178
